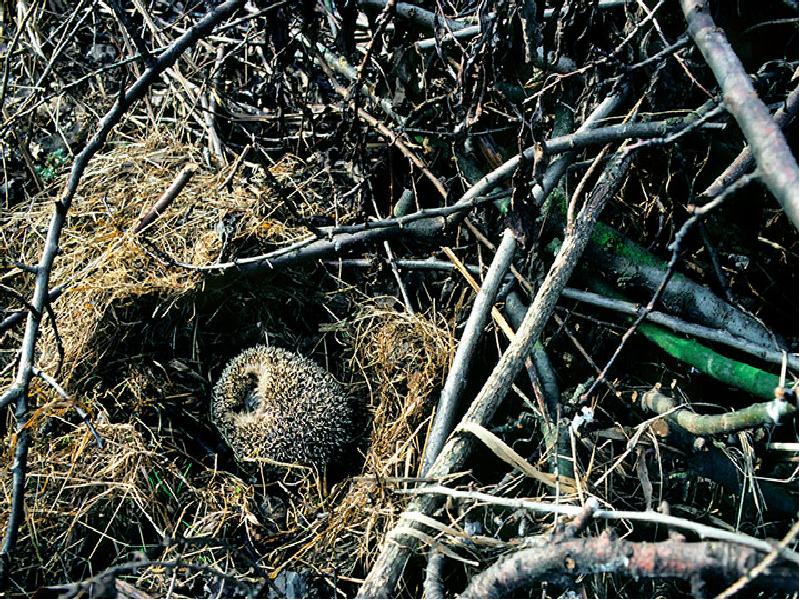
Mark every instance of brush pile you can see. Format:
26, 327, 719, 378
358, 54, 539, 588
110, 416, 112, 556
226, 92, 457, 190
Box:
0, 0, 797, 597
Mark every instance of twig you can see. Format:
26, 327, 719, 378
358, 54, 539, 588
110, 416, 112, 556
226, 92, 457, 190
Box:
566, 143, 612, 231
165, 92, 648, 274
217, 143, 251, 191
546, 111, 723, 158
698, 222, 734, 301
323, 257, 483, 275
304, 36, 404, 124
350, 0, 396, 99
358, 0, 465, 31
45, 558, 248, 598
202, 46, 228, 166
0, 46, 166, 133
702, 85, 799, 200
554, 497, 600, 542
163, 191, 508, 272
681, 0, 799, 228
31, 367, 104, 448
0, 285, 64, 335
421, 229, 517, 475
0, 0, 41, 111
355, 92, 625, 597
560, 288, 795, 366
362, 0, 631, 32
445, 96, 712, 225
641, 387, 795, 435
305, 41, 446, 198
109, 0, 154, 67
399, 485, 800, 562
416, 23, 580, 74
716, 521, 800, 599
132, 164, 197, 234
441, 244, 558, 432
579, 225, 779, 349
504, 291, 560, 418
32, 0, 93, 91
383, 241, 414, 314
191, 106, 718, 275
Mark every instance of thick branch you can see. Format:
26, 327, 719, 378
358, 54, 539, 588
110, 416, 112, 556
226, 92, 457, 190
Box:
681, 0, 800, 228
560, 288, 796, 366
461, 534, 775, 598
641, 387, 795, 435
421, 229, 517, 475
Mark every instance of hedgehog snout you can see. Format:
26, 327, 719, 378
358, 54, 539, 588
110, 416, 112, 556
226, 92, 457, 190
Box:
227, 371, 261, 413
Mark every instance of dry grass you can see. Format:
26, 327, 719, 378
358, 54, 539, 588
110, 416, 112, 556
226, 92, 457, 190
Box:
3, 406, 259, 595
2, 133, 328, 386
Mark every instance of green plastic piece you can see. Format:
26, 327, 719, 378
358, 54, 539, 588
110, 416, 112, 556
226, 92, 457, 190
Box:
584, 277, 779, 399
637, 322, 779, 399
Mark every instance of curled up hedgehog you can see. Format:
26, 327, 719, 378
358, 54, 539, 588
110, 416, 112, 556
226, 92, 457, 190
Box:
211, 346, 353, 469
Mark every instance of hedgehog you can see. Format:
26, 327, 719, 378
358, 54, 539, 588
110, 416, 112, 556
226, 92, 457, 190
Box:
211, 346, 353, 469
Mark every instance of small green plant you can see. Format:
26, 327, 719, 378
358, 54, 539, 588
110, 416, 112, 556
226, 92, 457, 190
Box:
34, 148, 68, 182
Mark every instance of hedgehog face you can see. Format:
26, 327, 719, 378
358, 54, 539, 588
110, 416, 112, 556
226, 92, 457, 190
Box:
211, 346, 352, 469
241, 371, 260, 413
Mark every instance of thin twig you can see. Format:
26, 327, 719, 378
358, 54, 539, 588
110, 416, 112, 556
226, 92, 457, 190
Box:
399, 485, 800, 562
716, 521, 800, 599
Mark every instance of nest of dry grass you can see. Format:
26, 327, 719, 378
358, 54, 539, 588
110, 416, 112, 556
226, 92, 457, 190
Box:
1, 136, 456, 596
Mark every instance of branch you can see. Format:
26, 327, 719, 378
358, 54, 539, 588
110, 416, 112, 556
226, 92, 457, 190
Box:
131, 164, 197, 234
641, 387, 795, 435
461, 534, 784, 598
421, 229, 517, 476
681, 0, 800, 228
636, 321, 781, 399
560, 288, 796, 367
717, 521, 800, 598
578, 220, 780, 350
580, 171, 762, 401
398, 485, 800, 562
702, 85, 799, 200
